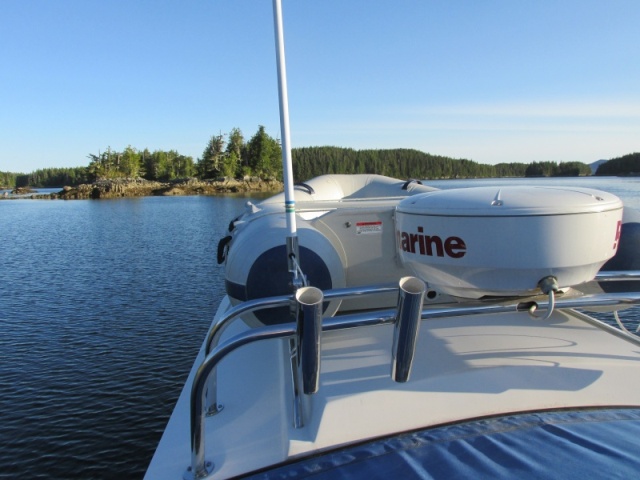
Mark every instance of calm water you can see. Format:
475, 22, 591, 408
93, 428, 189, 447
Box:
1, 177, 639, 479
0, 194, 259, 479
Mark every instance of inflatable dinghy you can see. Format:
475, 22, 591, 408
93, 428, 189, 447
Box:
219, 173, 629, 325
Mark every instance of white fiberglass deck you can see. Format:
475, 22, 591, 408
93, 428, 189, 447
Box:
146, 300, 640, 479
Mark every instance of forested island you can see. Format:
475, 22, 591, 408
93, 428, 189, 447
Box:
1, 125, 638, 198
594, 152, 640, 176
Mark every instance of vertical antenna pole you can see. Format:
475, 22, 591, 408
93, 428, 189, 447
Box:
272, 0, 300, 280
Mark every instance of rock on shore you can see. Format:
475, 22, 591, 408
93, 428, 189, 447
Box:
56, 177, 284, 200
11, 186, 37, 195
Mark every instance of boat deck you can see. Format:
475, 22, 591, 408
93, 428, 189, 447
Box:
146, 300, 640, 479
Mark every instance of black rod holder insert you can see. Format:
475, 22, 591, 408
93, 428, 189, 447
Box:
296, 286, 324, 394
392, 277, 427, 383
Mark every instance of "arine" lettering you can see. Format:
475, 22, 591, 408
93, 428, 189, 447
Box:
398, 227, 466, 258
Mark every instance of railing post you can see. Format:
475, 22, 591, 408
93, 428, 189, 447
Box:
391, 277, 426, 382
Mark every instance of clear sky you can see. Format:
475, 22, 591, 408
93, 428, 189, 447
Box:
2, 0, 639, 173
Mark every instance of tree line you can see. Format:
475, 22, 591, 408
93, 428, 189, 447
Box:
523, 161, 592, 177
292, 147, 592, 180
4, 125, 620, 189
595, 153, 640, 176
76, 125, 282, 184
5, 126, 282, 188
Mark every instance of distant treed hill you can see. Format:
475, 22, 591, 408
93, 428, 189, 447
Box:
595, 153, 640, 176
13, 167, 91, 189
291, 147, 590, 181
292, 147, 501, 180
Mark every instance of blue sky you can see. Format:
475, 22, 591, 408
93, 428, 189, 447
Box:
2, 0, 639, 173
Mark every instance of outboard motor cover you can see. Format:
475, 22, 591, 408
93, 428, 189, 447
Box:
396, 186, 623, 298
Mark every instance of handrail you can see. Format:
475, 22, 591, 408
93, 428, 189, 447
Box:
202, 295, 289, 415
203, 283, 398, 414
205, 283, 398, 356
594, 271, 640, 281
187, 272, 640, 478
203, 272, 640, 413
186, 323, 297, 480
207, 272, 640, 355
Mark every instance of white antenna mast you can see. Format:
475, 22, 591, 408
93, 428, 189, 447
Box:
273, 0, 304, 287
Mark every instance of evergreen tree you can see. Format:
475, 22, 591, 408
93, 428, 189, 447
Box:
198, 134, 226, 179
1, 171, 21, 188
142, 150, 162, 181
120, 145, 141, 178
172, 153, 196, 178
225, 127, 244, 178
245, 126, 282, 179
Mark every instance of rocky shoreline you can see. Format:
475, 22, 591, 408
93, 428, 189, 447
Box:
2, 177, 284, 200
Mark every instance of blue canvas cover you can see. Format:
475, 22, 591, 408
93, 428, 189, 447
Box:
246, 408, 640, 479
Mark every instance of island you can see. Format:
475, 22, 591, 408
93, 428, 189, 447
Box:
2, 125, 637, 201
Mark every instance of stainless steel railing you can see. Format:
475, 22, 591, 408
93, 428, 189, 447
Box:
186, 271, 640, 479
203, 283, 399, 415
594, 271, 640, 282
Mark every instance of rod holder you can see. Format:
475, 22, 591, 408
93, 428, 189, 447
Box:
295, 286, 324, 394
391, 276, 427, 383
